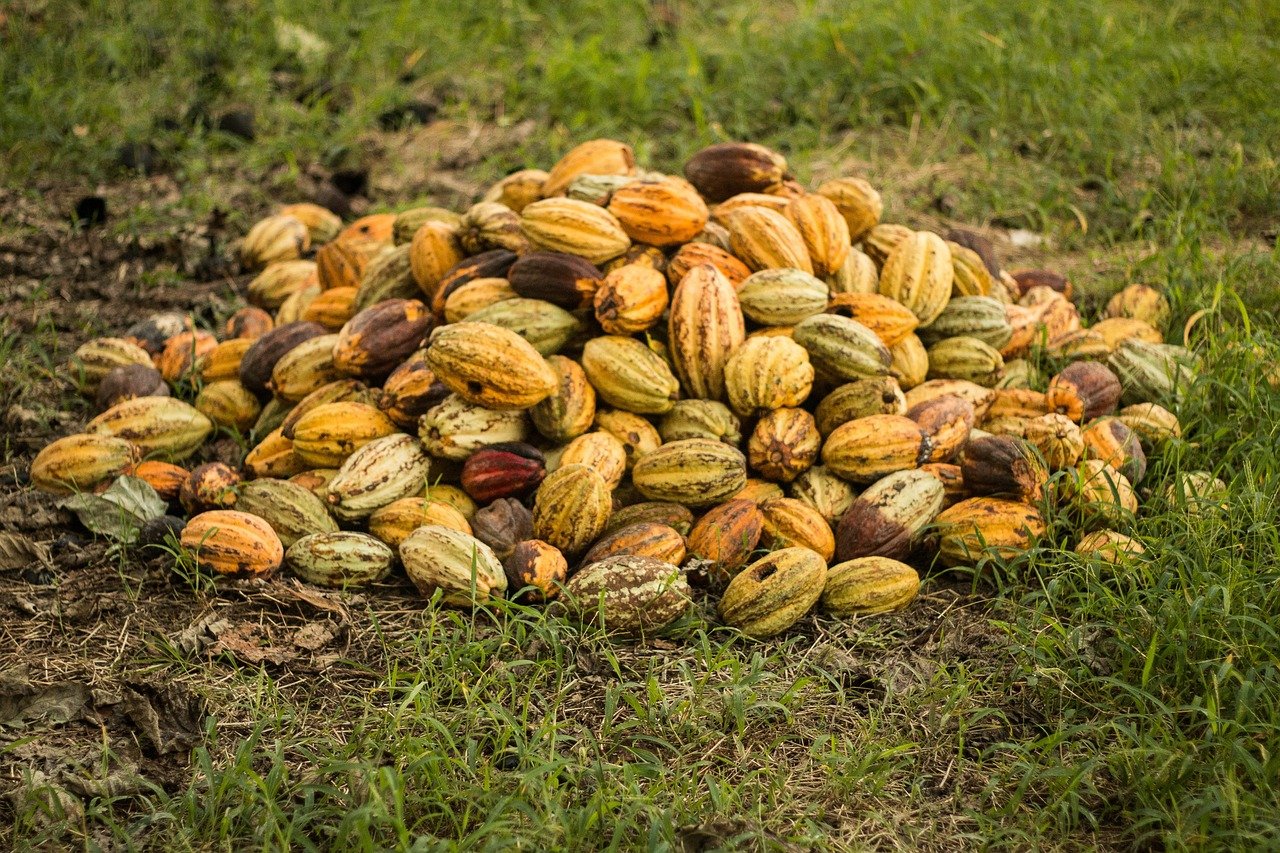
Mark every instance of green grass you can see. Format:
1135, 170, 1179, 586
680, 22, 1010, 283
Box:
4, 0, 1280, 850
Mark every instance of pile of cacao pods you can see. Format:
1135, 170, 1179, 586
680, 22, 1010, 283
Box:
29, 139, 1220, 639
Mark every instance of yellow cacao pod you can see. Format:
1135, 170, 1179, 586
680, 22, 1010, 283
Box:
668, 264, 746, 402
722, 206, 813, 274
581, 335, 680, 415
520, 198, 631, 265
30, 433, 141, 495
879, 231, 953, 326
427, 322, 557, 410
86, 397, 213, 462
632, 438, 748, 507
821, 557, 919, 616
718, 547, 827, 639
532, 464, 613, 557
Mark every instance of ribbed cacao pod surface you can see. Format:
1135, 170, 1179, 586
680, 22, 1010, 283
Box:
821, 557, 920, 616
684, 142, 788, 202
821, 415, 930, 484
759, 497, 835, 562
737, 268, 829, 326
879, 231, 953, 326
332, 299, 433, 382
427, 322, 557, 410
1046, 361, 1123, 423
660, 400, 743, 446
30, 434, 141, 495
825, 293, 920, 348
530, 355, 597, 443
543, 138, 636, 197
225, 306, 275, 343
907, 395, 975, 463
281, 379, 376, 439
1075, 530, 1146, 564
1022, 413, 1085, 470
579, 522, 688, 572
834, 469, 944, 563
400, 525, 507, 608
236, 478, 338, 547
603, 502, 695, 538
179, 462, 241, 514
247, 260, 317, 310
816, 177, 882, 242
485, 169, 550, 212
325, 433, 432, 521
1104, 284, 1170, 329
594, 409, 663, 471
783, 194, 851, 278
458, 201, 528, 255
129, 460, 189, 501
239, 321, 327, 395
668, 264, 746, 402
287, 532, 394, 588
933, 497, 1045, 567
337, 213, 396, 245
607, 178, 710, 247
747, 407, 821, 483
431, 249, 519, 315
419, 394, 529, 460
240, 215, 309, 270
180, 510, 284, 578
827, 247, 880, 296
559, 431, 628, 489
581, 335, 680, 415
367, 497, 472, 550
960, 435, 1048, 503
508, 251, 603, 311
793, 314, 891, 382
1069, 460, 1138, 525
789, 466, 858, 525
722, 206, 813, 275
632, 439, 748, 507
86, 397, 213, 462
904, 380, 997, 421
723, 335, 814, 418
718, 547, 826, 639
667, 242, 751, 290
267, 334, 343, 403
71, 337, 154, 392
503, 540, 569, 603
532, 464, 613, 557
289, 401, 398, 468
156, 330, 218, 385
559, 555, 690, 635
379, 353, 449, 429
1116, 403, 1181, 446
1081, 418, 1147, 485
520, 198, 631, 265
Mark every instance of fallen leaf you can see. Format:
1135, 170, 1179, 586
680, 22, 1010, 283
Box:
0, 532, 51, 572
169, 615, 233, 656
292, 619, 339, 652
58, 476, 166, 542
0, 680, 91, 727
209, 622, 296, 666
